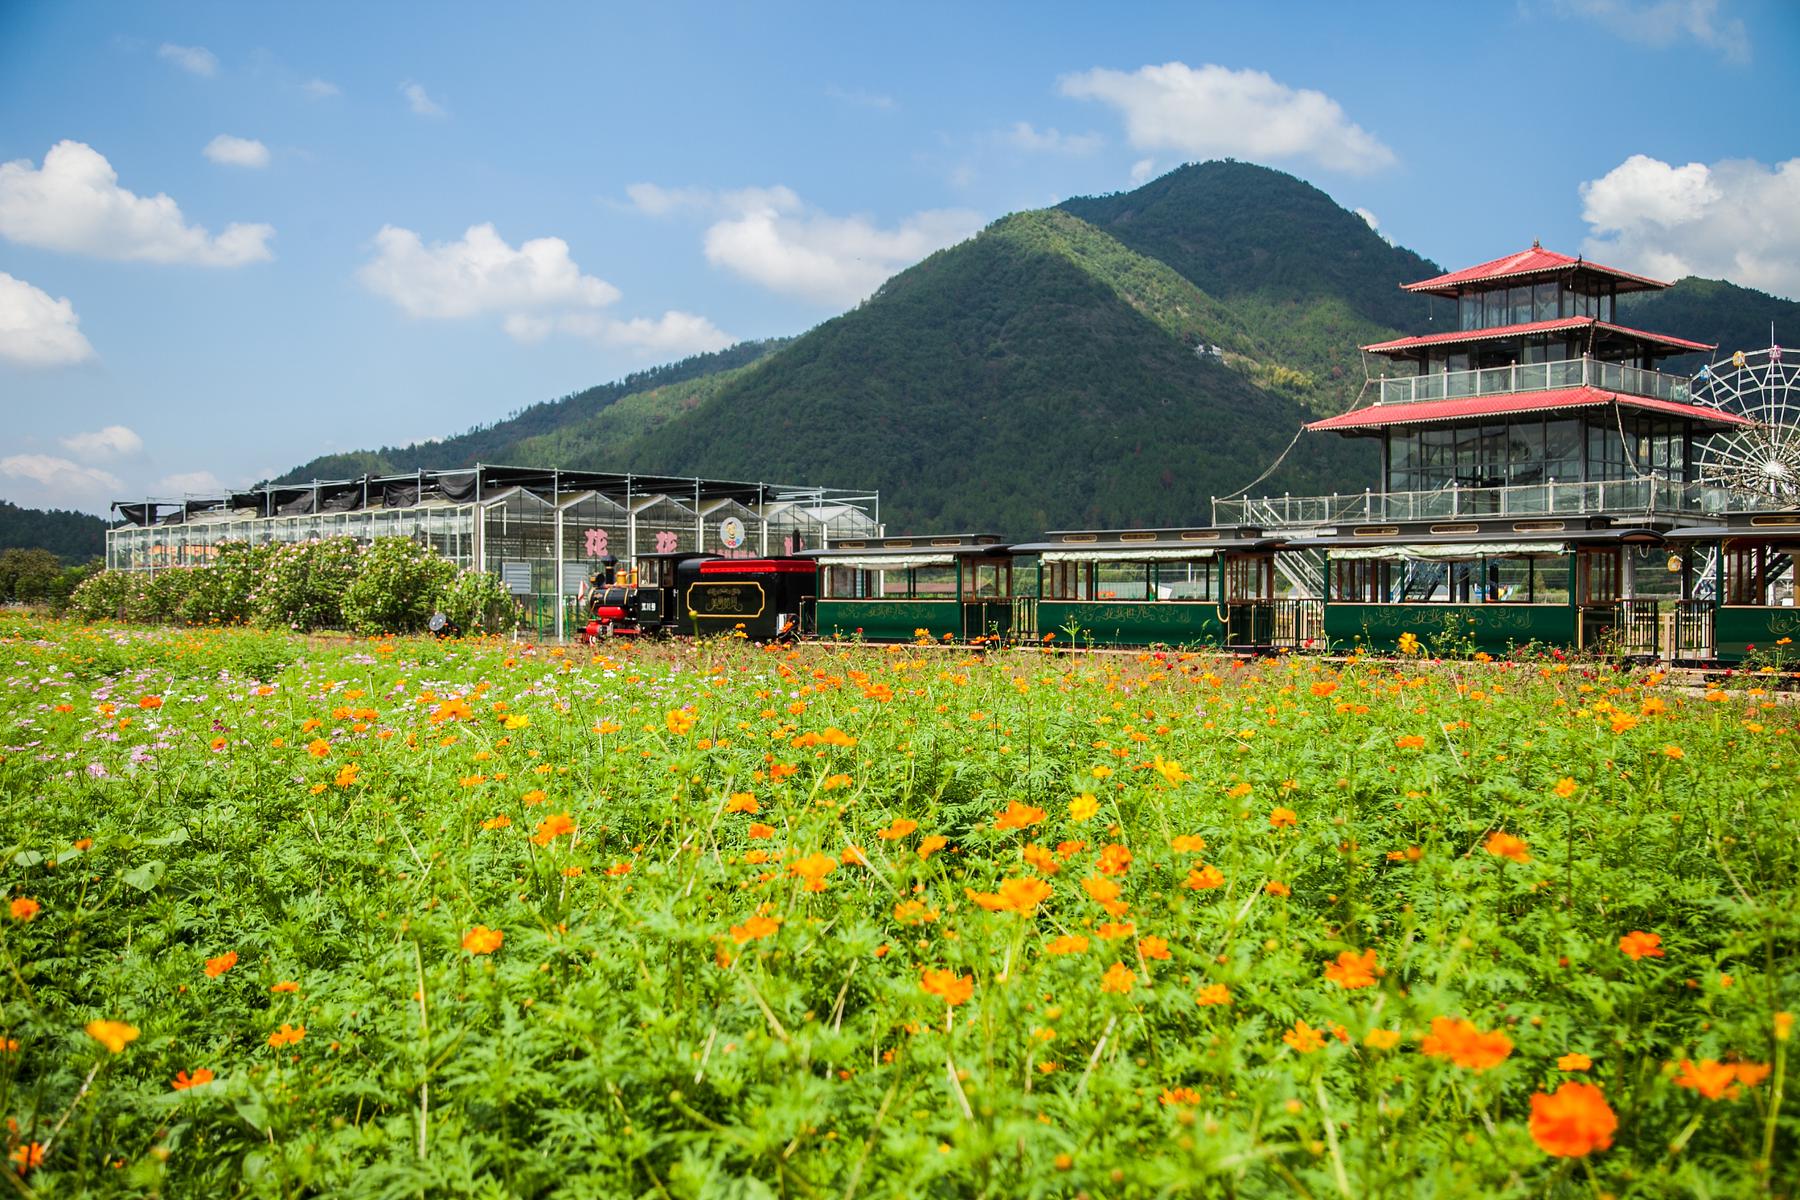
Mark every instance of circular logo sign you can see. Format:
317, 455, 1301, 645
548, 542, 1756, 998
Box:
719, 516, 746, 550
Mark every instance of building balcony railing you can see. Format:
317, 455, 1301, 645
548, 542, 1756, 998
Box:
1213, 478, 1781, 529
1374, 356, 1691, 406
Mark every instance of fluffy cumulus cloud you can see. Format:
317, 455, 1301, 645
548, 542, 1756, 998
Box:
359, 221, 725, 356
0, 141, 273, 266
402, 82, 447, 117
203, 134, 270, 169
0, 273, 95, 368
1579, 154, 1800, 298
61, 425, 142, 460
628, 185, 979, 307
1003, 122, 1103, 155
1059, 62, 1396, 174
358, 223, 618, 319
157, 42, 217, 76
1552, 0, 1748, 62
0, 454, 121, 502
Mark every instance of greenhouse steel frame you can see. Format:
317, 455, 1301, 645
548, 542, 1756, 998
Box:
108, 465, 881, 639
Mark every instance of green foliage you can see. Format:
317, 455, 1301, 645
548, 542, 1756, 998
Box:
1619, 275, 1800, 374
0, 547, 65, 603
252, 538, 363, 632
434, 569, 517, 634
341, 538, 458, 635
177, 542, 273, 627
0, 628, 1793, 1195
0, 498, 107, 563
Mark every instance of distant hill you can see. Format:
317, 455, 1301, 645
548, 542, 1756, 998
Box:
0, 499, 106, 563
275, 159, 1800, 536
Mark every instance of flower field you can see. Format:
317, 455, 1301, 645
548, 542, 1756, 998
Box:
1, 615, 1796, 1197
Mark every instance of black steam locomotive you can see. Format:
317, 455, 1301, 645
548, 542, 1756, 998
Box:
577, 553, 815, 642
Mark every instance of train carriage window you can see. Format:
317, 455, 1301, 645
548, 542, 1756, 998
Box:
961, 560, 1012, 600
1332, 559, 1390, 604
1225, 555, 1274, 602
1578, 549, 1621, 605
911, 565, 957, 598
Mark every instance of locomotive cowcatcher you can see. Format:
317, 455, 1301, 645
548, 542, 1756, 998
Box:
577, 553, 816, 641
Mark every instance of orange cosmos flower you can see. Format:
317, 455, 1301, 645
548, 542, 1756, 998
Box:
1160, 1086, 1202, 1106
1310, 681, 1338, 698
1095, 920, 1136, 941
1151, 756, 1191, 785
747, 822, 776, 839
920, 968, 974, 1007
270, 981, 299, 993
520, 788, 547, 806
1081, 876, 1122, 905
203, 951, 238, 978
893, 900, 938, 925
1558, 1053, 1592, 1071
1068, 793, 1100, 821
725, 792, 760, 814
531, 812, 577, 846
665, 708, 697, 735
788, 852, 837, 892
1284, 1020, 1326, 1053
1394, 735, 1426, 750
1138, 935, 1171, 961
917, 835, 948, 860
1268, 807, 1298, 828
1553, 777, 1578, 798
1529, 1081, 1616, 1157
822, 773, 853, 791
1096, 843, 1133, 876
172, 1067, 215, 1090
306, 738, 331, 758
1484, 831, 1531, 863
463, 925, 504, 955
1100, 962, 1135, 994
267, 1023, 305, 1048
9, 897, 39, 922
1265, 880, 1290, 897
876, 817, 916, 840
994, 800, 1047, 831
1734, 1062, 1771, 1087
1364, 1028, 1402, 1050
86, 1019, 140, 1054
1184, 864, 1225, 890
1323, 948, 1382, 989
481, 815, 511, 830
1021, 843, 1059, 874
1619, 930, 1664, 960
1420, 1017, 1512, 1070
333, 763, 360, 788
1673, 1058, 1744, 1100
968, 876, 1054, 915
9, 1143, 44, 1173
1045, 934, 1089, 955
138, 695, 163, 709
1195, 983, 1232, 1007
729, 915, 780, 944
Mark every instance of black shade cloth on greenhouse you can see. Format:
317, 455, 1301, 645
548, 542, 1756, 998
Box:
382, 482, 420, 508
274, 489, 315, 517
436, 472, 478, 502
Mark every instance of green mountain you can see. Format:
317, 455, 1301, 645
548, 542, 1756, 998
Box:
0, 499, 107, 563
1619, 276, 1800, 372
610, 207, 1375, 534
274, 339, 786, 483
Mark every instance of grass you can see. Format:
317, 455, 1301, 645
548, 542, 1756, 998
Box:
0, 614, 1795, 1196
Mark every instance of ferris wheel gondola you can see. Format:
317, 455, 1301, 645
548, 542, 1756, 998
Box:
1690, 344, 1800, 503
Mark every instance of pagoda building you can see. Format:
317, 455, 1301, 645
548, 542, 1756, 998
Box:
1306, 243, 1752, 503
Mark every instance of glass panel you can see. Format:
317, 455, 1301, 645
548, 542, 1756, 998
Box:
1534, 282, 1558, 322
1482, 290, 1506, 328
1459, 294, 1479, 330
1510, 285, 1533, 326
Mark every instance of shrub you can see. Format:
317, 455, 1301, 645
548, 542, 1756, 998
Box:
178, 541, 272, 627
252, 537, 362, 631
435, 569, 517, 634
341, 537, 459, 634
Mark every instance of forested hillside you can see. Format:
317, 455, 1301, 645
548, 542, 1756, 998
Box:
0, 499, 106, 563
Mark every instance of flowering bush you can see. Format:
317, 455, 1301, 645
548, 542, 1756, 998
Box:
177, 541, 273, 627
435, 567, 517, 634
251, 536, 362, 631
0, 622, 1792, 1194
340, 537, 458, 634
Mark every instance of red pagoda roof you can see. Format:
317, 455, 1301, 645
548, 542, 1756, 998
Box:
1361, 317, 1714, 356
1403, 247, 1670, 297
1307, 386, 1754, 434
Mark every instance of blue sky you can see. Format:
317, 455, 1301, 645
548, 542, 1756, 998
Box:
2, 0, 1796, 513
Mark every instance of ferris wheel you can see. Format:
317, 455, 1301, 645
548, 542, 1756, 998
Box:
1690, 345, 1800, 503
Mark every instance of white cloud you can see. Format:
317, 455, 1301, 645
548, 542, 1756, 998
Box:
0, 140, 274, 266
156, 470, 227, 495
358, 222, 619, 319
826, 85, 897, 110
1552, 0, 1748, 62
203, 134, 270, 169
61, 425, 142, 461
301, 78, 340, 99
402, 82, 447, 117
509, 310, 734, 357
1003, 122, 1103, 155
1355, 207, 1379, 230
0, 273, 95, 368
625, 183, 801, 218
0, 454, 121, 500
689, 188, 982, 307
1579, 154, 1800, 298
1059, 61, 1396, 174
1129, 158, 1157, 186
158, 42, 217, 77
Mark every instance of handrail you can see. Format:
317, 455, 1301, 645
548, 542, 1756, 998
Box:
1215, 477, 1777, 528
1373, 356, 1691, 407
